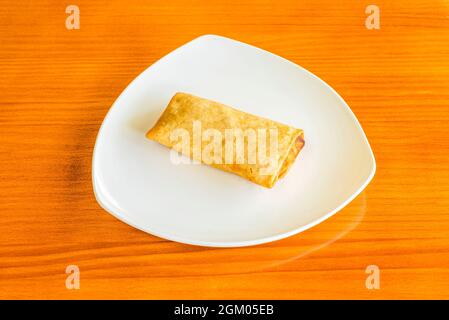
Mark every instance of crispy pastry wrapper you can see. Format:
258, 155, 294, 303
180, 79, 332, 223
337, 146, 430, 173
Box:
146, 92, 305, 188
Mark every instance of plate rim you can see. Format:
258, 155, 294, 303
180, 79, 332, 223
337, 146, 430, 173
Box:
92, 34, 376, 247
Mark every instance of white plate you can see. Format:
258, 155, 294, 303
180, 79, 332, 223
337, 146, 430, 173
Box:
92, 35, 375, 247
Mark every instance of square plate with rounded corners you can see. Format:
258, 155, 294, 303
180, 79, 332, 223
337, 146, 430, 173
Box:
92, 34, 375, 247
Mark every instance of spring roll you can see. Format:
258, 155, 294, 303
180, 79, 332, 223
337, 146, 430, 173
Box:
146, 92, 305, 188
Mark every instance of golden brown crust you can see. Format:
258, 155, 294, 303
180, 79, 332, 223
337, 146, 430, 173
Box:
146, 92, 305, 188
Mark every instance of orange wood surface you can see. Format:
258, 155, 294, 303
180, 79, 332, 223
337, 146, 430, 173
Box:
1, 0, 449, 299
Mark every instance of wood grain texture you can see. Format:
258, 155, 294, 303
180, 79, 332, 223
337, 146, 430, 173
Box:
1, 0, 449, 299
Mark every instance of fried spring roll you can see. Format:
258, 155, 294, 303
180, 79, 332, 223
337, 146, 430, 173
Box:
146, 92, 305, 188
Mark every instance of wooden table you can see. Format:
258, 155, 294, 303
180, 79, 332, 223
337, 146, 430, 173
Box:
1, 0, 448, 299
